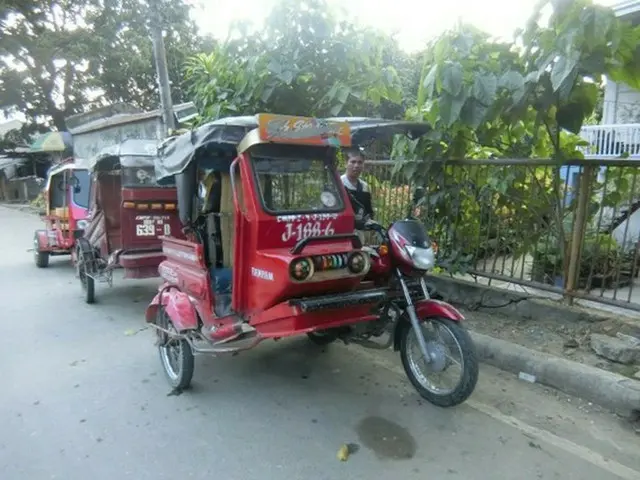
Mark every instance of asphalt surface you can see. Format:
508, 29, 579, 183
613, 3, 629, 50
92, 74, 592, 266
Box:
1, 205, 639, 480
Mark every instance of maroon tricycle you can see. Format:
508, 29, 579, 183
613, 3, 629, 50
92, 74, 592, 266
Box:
74, 139, 184, 303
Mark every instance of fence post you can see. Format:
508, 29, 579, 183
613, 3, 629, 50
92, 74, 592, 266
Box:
565, 164, 594, 305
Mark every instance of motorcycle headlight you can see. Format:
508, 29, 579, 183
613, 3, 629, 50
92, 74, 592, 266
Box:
405, 245, 435, 270
77, 220, 88, 230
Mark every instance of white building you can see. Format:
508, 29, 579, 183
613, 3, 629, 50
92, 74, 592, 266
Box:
579, 0, 640, 159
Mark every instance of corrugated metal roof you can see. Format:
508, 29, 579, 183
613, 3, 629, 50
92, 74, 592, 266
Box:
0, 119, 23, 137
0, 156, 26, 170
68, 102, 197, 136
69, 110, 161, 135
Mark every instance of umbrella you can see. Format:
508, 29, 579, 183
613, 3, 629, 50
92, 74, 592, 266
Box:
29, 131, 73, 153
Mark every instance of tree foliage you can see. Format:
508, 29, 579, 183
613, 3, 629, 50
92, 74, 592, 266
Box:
389, 0, 640, 275
184, 0, 409, 122
0, 0, 206, 131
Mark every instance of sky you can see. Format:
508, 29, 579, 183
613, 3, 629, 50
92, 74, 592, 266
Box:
192, 0, 623, 52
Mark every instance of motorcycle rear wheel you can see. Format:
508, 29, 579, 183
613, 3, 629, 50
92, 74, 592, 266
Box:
399, 317, 478, 407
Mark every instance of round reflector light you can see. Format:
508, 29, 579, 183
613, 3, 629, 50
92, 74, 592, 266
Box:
347, 252, 368, 274
290, 257, 314, 281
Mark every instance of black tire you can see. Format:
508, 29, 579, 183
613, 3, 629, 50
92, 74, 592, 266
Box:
399, 317, 478, 408
77, 247, 95, 304
33, 233, 49, 268
307, 331, 338, 346
157, 306, 194, 390
35, 250, 49, 268
83, 269, 95, 304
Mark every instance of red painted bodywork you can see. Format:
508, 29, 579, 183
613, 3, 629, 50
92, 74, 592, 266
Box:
37, 165, 90, 255
146, 147, 465, 344
82, 174, 184, 278
229, 157, 358, 314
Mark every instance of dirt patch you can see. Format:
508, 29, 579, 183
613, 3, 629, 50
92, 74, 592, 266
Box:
462, 307, 640, 379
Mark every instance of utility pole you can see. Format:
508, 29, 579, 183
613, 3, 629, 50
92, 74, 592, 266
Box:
150, 0, 176, 136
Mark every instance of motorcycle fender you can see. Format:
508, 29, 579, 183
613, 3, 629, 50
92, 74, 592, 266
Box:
392, 299, 464, 351
145, 288, 199, 332
414, 299, 464, 322
34, 230, 50, 251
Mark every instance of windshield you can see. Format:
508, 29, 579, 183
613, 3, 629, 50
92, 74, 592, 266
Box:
72, 170, 90, 208
251, 153, 344, 214
122, 166, 159, 188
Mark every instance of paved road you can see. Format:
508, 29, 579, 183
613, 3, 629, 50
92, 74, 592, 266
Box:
1, 205, 639, 480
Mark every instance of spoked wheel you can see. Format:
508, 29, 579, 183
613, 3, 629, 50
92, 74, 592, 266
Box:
76, 247, 95, 304
33, 233, 49, 268
157, 306, 194, 390
307, 330, 338, 346
399, 317, 478, 407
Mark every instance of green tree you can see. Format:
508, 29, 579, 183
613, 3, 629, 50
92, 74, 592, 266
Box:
87, 0, 211, 111
391, 0, 640, 275
0, 0, 205, 131
184, 0, 408, 122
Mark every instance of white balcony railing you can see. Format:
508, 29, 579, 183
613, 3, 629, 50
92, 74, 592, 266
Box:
579, 124, 640, 159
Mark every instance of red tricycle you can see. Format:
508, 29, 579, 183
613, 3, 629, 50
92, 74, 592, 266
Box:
145, 114, 478, 407
33, 158, 90, 268
74, 139, 184, 304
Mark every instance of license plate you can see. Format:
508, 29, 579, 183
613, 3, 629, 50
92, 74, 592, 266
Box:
135, 215, 172, 237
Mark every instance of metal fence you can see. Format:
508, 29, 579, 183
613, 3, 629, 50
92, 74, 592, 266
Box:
361, 157, 640, 312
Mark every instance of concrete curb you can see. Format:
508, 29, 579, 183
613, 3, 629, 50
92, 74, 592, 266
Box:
427, 274, 605, 322
471, 331, 640, 417
427, 275, 640, 334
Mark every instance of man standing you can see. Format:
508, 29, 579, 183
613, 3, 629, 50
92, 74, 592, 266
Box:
341, 148, 374, 226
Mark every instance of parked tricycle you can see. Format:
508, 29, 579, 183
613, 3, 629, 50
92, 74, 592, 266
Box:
32, 158, 90, 268
145, 113, 478, 407
74, 139, 184, 304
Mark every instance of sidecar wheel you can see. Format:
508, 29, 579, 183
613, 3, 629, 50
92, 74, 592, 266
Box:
33, 233, 49, 268
307, 331, 338, 346
34, 249, 49, 268
157, 307, 194, 390
399, 317, 478, 408
77, 249, 95, 304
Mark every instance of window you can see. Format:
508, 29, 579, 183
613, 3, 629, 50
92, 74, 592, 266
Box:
121, 166, 158, 187
251, 154, 344, 214
72, 170, 91, 208
119, 155, 167, 188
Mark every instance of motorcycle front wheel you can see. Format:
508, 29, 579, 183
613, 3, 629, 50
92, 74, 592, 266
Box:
399, 317, 478, 407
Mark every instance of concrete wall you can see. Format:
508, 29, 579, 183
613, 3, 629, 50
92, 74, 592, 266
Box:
72, 118, 164, 160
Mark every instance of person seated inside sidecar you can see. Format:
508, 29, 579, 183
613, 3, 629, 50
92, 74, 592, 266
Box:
198, 166, 234, 317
